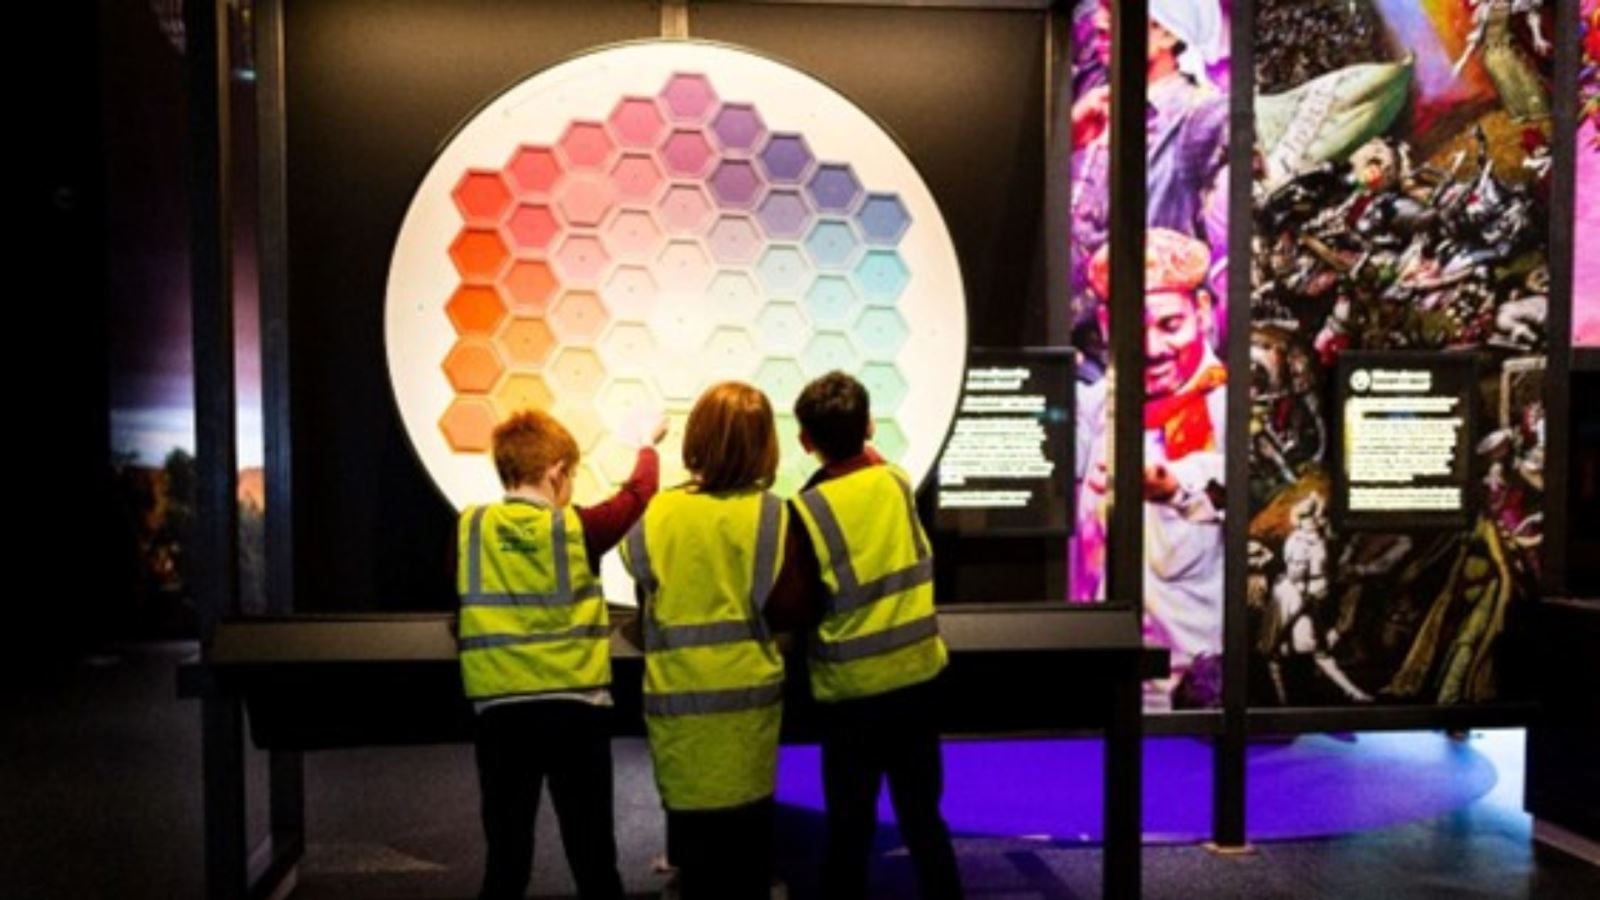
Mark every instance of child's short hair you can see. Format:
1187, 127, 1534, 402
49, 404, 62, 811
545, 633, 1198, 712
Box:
492, 409, 579, 490
794, 371, 871, 463
683, 382, 778, 493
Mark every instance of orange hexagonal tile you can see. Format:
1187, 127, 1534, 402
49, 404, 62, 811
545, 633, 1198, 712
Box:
446, 285, 508, 336
505, 146, 563, 196
493, 373, 556, 419
450, 228, 511, 283
557, 121, 617, 171
439, 397, 498, 453
501, 260, 560, 313
497, 316, 557, 367
453, 170, 513, 225
549, 290, 610, 343
442, 337, 505, 393
505, 204, 561, 254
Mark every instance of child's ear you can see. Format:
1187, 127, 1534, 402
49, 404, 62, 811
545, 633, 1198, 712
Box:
799, 429, 816, 455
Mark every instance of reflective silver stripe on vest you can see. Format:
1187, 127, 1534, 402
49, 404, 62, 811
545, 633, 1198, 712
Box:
467, 506, 489, 596
831, 558, 935, 615
749, 493, 782, 613
643, 618, 765, 652
625, 520, 657, 594
890, 470, 931, 562
462, 584, 603, 608
643, 681, 783, 717
551, 508, 572, 597
798, 488, 859, 598
811, 614, 940, 663
458, 624, 612, 652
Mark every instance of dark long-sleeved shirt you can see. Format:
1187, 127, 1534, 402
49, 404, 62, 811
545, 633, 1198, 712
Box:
763, 449, 884, 631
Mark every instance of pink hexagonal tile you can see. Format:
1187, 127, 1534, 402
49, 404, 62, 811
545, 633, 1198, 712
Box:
611, 153, 666, 204
659, 129, 716, 179
605, 209, 666, 263
607, 96, 668, 150
657, 184, 714, 234
453, 170, 513, 225
552, 234, 612, 286
557, 121, 616, 171
659, 73, 719, 123
556, 174, 617, 228
504, 146, 563, 197
505, 204, 560, 255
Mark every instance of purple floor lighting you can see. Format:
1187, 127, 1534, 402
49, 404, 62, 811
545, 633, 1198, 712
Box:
775, 732, 1500, 844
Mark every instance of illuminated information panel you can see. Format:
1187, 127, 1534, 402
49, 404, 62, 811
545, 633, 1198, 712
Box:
1335, 352, 1476, 530
935, 348, 1073, 535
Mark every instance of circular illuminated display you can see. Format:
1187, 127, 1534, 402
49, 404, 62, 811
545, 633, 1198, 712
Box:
387, 41, 967, 522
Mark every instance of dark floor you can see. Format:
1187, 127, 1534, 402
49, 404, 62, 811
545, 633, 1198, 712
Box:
3, 644, 1596, 899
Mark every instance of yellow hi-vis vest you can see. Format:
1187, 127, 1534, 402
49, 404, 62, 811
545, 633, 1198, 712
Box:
621, 488, 787, 811
794, 464, 947, 703
456, 499, 610, 701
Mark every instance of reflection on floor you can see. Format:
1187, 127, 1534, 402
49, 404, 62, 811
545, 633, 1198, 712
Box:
4, 644, 1596, 899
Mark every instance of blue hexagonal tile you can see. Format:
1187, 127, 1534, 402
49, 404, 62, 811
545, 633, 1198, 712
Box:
856, 193, 912, 246
802, 219, 862, 271
806, 163, 864, 214
852, 250, 911, 304
758, 133, 815, 185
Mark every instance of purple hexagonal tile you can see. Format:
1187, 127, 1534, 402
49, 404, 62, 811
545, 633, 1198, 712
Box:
807, 163, 864, 214
710, 103, 767, 155
755, 189, 815, 241
759, 133, 815, 185
709, 159, 766, 211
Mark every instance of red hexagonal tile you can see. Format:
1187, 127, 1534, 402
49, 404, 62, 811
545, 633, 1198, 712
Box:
453, 170, 513, 225
557, 121, 616, 171
505, 204, 561, 255
505, 146, 563, 197
450, 228, 511, 283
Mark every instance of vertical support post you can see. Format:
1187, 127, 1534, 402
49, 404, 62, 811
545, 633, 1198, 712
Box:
1104, 659, 1144, 899
1545, 0, 1577, 594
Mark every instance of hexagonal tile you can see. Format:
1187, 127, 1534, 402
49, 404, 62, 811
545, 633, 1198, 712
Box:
710, 103, 766, 154
442, 337, 504, 393
554, 402, 606, 453
706, 215, 763, 265
451, 229, 511, 283
601, 266, 659, 322
611, 153, 666, 204
556, 121, 616, 171
439, 397, 498, 453
659, 73, 719, 123
872, 418, 909, 462
604, 209, 664, 263
657, 184, 715, 234
497, 316, 557, 367
597, 322, 658, 377
446, 285, 507, 336
707, 270, 764, 321
803, 219, 862, 271
800, 332, 860, 377
709, 159, 765, 210
607, 96, 667, 150
702, 328, 761, 379
755, 245, 813, 297
856, 193, 912, 246
753, 358, 809, 412
505, 146, 562, 197
756, 189, 814, 241
454, 170, 513, 225
493, 373, 556, 419
647, 304, 716, 388
598, 377, 661, 432
853, 250, 912, 304
505, 204, 560, 255
759, 133, 815, 185
754, 302, 810, 356
652, 362, 705, 405
556, 174, 616, 228
807, 163, 864, 214
546, 348, 607, 396
656, 240, 714, 292
551, 235, 611, 286
501, 260, 559, 313
856, 363, 909, 414
548, 290, 610, 343
803, 275, 861, 328
851, 307, 911, 359
660, 129, 717, 179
